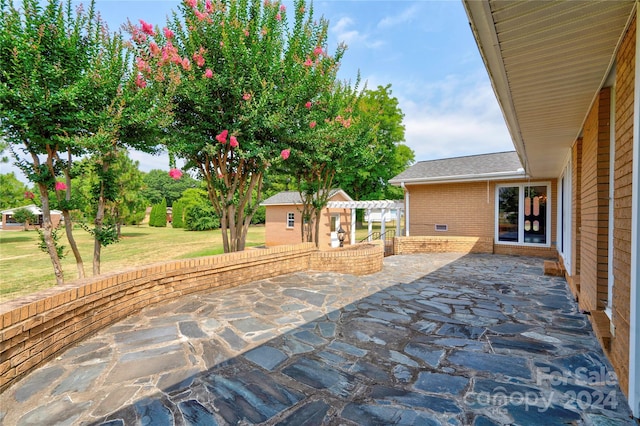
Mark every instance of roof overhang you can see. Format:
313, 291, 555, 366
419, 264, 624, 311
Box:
463, 0, 635, 178
389, 169, 527, 186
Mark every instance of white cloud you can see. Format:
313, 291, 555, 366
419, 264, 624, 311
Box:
395, 76, 514, 162
377, 4, 421, 29
330, 16, 383, 49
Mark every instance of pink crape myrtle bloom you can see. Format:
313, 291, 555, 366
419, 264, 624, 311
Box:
309, 121, 316, 129
193, 53, 205, 67
313, 46, 323, 56
24, 191, 35, 199
149, 42, 161, 57
168, 169, 183, 180
275, 13, 281, 21
163, 27, 175, 39
280, 4, 286, 12
135, 74, 147, 88
55, 181, 67, 191
181, 57, 191, 71
280, 149, 290, 160
186, 0, 197, 8
139, 19, 155, 36
243, 93, 251, 101
205, 0, 213, 12
230, 136, 239, 148
204, 68, 213, 78
303, 58, 313, 67
216, 130, 229, 143
305, 101, 312, 109
244, 29, 250, 37
136, 57, 150, 73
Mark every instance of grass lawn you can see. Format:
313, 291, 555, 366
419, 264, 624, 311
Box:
0, 221, 396, 302
0, 224, 266, 301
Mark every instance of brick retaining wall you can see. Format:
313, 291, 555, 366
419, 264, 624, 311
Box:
394, 236, 494, 254
0, 242, 384, 393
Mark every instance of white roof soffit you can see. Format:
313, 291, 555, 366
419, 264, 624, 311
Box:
463, 0, 635, 178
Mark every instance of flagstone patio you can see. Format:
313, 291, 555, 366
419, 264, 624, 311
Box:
0, 253, 635, 425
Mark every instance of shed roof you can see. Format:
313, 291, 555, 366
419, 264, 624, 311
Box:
389, 151, 525, 185
261, 189, 353, 206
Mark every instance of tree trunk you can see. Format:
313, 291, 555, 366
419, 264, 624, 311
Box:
93, 165, 108, 276
61, 149, 85, 279
38, 186, 64, 285
62, 210, 85, 279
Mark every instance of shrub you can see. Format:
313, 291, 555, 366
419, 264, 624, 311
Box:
149, 199, 167, 227
172, 200, 185, 228
185, 203, 219, 231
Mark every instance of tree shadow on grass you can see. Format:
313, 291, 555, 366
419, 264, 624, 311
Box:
0, 234, 34, 244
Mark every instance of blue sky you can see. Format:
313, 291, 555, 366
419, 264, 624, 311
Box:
6, 0, 515, 179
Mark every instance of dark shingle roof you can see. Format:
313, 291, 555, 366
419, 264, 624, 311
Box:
261, 189, 351, 206
390, 151, 524, 183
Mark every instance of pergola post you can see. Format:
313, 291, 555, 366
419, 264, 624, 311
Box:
351, 207, 356, 245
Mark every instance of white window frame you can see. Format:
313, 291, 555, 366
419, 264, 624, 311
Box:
557, 159, 573, 274
286, 212, 295, 228
495, 182, 552, 247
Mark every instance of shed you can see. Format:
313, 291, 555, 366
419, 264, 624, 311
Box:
261, 189, 354, 249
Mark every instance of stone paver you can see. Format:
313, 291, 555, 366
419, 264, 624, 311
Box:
0, 253, 636, 425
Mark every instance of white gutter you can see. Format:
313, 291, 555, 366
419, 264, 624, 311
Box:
629, 5, 640, 417
401, 182, 409, 236
390, 170, 527, 186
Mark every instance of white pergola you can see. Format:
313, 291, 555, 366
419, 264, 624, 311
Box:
326, 200, 404, 244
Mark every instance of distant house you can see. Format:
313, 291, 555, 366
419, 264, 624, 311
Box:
390, 151, 556, 258
0, 204, 62, 230
261, 189, 353, 249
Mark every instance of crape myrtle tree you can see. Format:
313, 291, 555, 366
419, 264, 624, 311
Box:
0, 0, 102, 284
282, 79, 377, 245
130, 0, 344, 252
0, 0, 172, 282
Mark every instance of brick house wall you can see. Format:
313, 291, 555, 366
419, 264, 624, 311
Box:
405, 178, 557, 258
265, 205, 303, 246
610, 14, 636, 395
572, 138, 582, 279
579, 88, 611, 312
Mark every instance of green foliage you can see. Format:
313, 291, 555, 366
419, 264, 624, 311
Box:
0, 0, 172, 282
129, 0, 345, 252
149, 199, 167, 227
185, 203, 219, 231
79, 222, 120, 247
141, 169, 198, 207
72, 153, 148, 226
0, 173, 33, 209
332, 84, 414, 201
176, 188, 219, 231
172, 200, 185, 228
251, 206, 266, 225
37, 228, 65, 259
